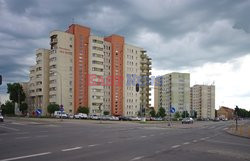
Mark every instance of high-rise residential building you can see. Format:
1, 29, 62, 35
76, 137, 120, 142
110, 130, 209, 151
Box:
27, 24, 151, 116
49, 31, 74, 114
190, 85, 215, 119
28, 49, 50, 114
154, 72, 190, 115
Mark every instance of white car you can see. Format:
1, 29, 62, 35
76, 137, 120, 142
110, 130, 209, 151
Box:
74, 113, 88, 119
130, 117, 142, 121
110, 116, 119, 121
0, 114, 3, 122
54, 111, 68, 119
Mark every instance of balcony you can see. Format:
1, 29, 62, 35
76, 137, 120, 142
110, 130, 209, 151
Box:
140, 53, 146, 58
140, 60, 148, 64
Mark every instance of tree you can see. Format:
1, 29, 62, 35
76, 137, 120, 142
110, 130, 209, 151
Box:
7, 83, 26, 103
149, 108, 156, 117
157, 107, 166, 118
20, 103, 28, 114
182, 111, 189, 118
174, 111, 181, 119
1, 101, 15, 115
78, 106, 89, 114
103, 111, 110, 115
47, 104, 59, 115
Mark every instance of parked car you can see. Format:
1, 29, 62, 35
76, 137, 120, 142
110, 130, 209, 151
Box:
74, 113, 88, 119
54, 111, 68, 119
213, 117, 220, 122
182, 117, 194, 124
68, 114, 74, 119
110, 116, 119, 121
89, 115, 99, 120
119, 116, 130, 121
0, 114, 4, 122
130, 117, 141, 121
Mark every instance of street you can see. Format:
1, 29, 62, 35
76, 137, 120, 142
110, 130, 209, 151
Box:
0, 118, 249, 161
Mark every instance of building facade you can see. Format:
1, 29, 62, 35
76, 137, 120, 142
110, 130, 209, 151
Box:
27, 24, 151, 116
217, 106, 234, 120
28, 49, 50, 114
49, 31, 74, 115
154, 72, 190, 115
190, 85, 215, 119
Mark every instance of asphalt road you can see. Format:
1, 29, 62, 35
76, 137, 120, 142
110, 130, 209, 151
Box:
0, 118, 249, 161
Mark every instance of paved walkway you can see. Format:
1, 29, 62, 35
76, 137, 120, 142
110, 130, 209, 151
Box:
227, 120, 250, 138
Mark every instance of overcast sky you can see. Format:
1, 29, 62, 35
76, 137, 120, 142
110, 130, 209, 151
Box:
0, 0, 250, 110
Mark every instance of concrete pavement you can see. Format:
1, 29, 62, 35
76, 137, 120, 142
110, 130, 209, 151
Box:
0, 118, 249, 161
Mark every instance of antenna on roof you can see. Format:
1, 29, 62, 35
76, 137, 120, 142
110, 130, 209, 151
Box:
72, 18, 75, 25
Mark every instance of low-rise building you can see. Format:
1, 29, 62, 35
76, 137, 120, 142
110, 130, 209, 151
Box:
217, 106, 234, 120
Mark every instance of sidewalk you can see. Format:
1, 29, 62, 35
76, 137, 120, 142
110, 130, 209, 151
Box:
227, 122, 250, 139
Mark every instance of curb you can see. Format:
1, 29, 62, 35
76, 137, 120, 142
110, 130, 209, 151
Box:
226, 127, 250, 139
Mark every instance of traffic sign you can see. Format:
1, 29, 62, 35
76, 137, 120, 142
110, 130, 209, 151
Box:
36, 109, 42, 116
170, 107, 176, 113
60, 105, 64, 111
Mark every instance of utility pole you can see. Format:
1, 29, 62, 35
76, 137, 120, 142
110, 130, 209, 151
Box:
235, 105, 239, 131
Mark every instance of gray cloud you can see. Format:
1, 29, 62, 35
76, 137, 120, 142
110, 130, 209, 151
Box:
1, 0, 250, 94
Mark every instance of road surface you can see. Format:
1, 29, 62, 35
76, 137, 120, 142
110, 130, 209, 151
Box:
0, 118, 249, 161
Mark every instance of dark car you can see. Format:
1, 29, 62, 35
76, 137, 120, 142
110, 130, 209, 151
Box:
182, 118, 194, 124
119, 116, 130, 121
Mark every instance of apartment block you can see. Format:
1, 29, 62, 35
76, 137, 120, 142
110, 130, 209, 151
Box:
154, 72, 190, 115
190, 85, 215, 119
27, 24, 151, 116
28, 49, 50, 115
49, 31, 74, 114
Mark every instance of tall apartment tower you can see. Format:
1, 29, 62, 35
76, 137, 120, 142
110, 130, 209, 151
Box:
27, 24, 151, 116
190, 85, 215, 119
140, 51, 152, 114
66, 24, 90, 112
154, 72, 190, 114
28, 49, 50, 114
49, 31, 74, 114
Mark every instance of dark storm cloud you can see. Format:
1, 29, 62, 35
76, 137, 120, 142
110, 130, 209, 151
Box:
1, 0, 250, 94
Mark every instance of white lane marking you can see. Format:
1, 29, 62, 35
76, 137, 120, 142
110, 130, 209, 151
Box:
192, 140, 197, 143
15, 136, 30, 140
88, 144, 99, 147
0, 126, 20, 131
107, 141, 113, 144
141, 136, 147, 138
200, 138, 206, 140
155, 150, 161, 154
61, 146, 82, 152
205, 137, 210, 139
39, 131, 48, 133
0, 152, 51, 161
183, 142, 190, 145
16, 132, 29, 135
223, 128, 228, 130
36, 135, 48, 138
150, 134, 155, 137
131, 156, 144, 161
0, 133, 7, 136
11, 122, 24, 126
171, 145, 181, 149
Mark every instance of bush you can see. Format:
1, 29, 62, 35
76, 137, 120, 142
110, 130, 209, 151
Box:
47, 104, 60, 115
78, 106, 89, 114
